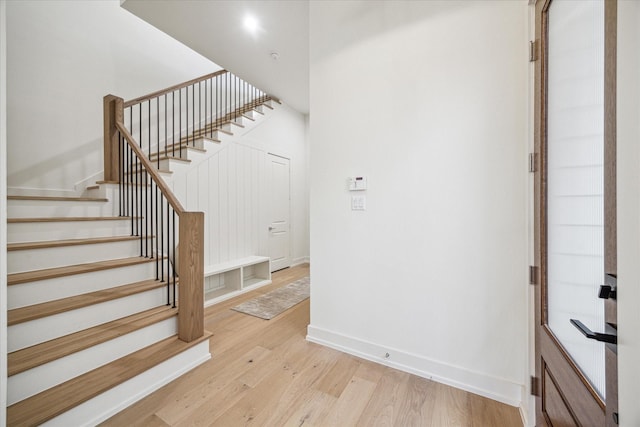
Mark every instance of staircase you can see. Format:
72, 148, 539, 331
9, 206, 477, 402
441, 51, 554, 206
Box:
5, 70, 277, 425
5, 195, 211, 426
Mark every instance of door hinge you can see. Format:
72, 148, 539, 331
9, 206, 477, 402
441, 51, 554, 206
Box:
529, 265, 539, 285
530, 376, 540, 396
529, 153, 538, 173
529, 40, 539, 62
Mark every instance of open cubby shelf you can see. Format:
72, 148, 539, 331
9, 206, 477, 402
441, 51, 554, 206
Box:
204, 256, 271, 306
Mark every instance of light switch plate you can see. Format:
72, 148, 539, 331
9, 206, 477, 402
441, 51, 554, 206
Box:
351, 195, 366, 210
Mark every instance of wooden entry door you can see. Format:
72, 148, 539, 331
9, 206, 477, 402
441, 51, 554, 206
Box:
533, 0, 618, 426
268, 153, 291, 272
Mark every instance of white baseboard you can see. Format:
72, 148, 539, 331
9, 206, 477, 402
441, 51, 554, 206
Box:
306, 324, 524, 409
42, 339, 211, 427
291, 256, 310, 267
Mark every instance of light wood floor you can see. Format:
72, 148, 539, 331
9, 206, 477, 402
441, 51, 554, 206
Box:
101, 264, 523, 427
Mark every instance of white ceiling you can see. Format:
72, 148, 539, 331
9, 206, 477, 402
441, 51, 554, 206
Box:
122, 0, 309, 114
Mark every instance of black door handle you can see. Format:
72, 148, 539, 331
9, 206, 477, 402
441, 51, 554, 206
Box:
599, 273, 617, 300
570, 319, 617, 344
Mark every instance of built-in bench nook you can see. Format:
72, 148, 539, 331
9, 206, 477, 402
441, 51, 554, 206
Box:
204, 256, 271, 306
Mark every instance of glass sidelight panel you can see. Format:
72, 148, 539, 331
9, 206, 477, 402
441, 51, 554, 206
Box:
546, 0, 605, 398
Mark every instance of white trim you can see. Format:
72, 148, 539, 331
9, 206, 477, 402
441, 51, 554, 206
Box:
307, 325, 524, 408
42, 339, 211, 427
291, 256, 310, 267
7, 186, 82, 198
1, 0, 8, 421
519, 400, 532, 427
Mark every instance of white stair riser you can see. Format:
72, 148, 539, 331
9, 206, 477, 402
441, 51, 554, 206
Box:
8, 261, 158, 309
211, 130, 232, 141
158, 158, 191, 175
243, 111, 258, 120
7, 316, 178, 405
42, 340, 210, 427
8, 286, 172, 352
180, 149, 208, 164
8, 200, 117, 218
8, 239, 147, 274
8, 220, 133, 243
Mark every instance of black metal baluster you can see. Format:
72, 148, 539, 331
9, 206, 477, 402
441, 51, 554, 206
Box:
160, 193, 164, 282
215, 74, 219, 133
166, 199, 170, 305
192, 84, 195, 146
139, 104, 142, 160
164, 95, 168, 163
179, 89, 182, 158
172, 209, 176, 308
209, 77, 215, 132
138, 163, 143, 255
127, 147, 136, 236
172, 91, 176, 157
145, 170, 149, 257
155, 182, 159, 279
157, 97, 160, 169
119, 132, 123, 217
148, 100, 151, 159
204, 80, 208, 140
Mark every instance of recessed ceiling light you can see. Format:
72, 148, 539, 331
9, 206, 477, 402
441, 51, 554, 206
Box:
243, 15, 259, 34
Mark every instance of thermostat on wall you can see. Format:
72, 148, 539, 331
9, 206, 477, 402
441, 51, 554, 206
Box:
348, 176, 367, 191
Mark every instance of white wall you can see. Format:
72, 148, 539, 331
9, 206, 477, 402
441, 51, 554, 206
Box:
6, 0, 218, 194
308, 0, 529, 408
170, 103, 309, 270
1, 0, 8, 420
617, 1, 640, 425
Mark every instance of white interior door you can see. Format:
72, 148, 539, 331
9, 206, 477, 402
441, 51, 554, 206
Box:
268, 154, 291, 272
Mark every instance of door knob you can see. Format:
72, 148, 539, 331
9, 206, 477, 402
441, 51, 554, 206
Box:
570, 319, 617, 344
268, 226, 274, 231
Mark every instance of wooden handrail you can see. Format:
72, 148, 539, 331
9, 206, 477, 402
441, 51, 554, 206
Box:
124, 69, 229, 108
115, 121, 185, 214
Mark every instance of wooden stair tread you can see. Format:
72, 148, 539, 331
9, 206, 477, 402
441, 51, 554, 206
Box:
177, 97, 275, 144
144, 155, 191, 163
8, 306, 178, 376
8, 278, 169, 325
8, 195, 108, 202
6, 332, 212, 427
8, 256, 157, 286
94, 180, 150, 188
149, 144, 206, 159
8, 216, 134, 223
7, 235, 149, 251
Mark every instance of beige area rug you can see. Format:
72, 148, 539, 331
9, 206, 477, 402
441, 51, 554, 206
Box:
231, 276, 310, 320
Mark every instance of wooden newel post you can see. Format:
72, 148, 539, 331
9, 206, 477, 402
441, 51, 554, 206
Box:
178, 211, 205, 342
103, 95, 124, 182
